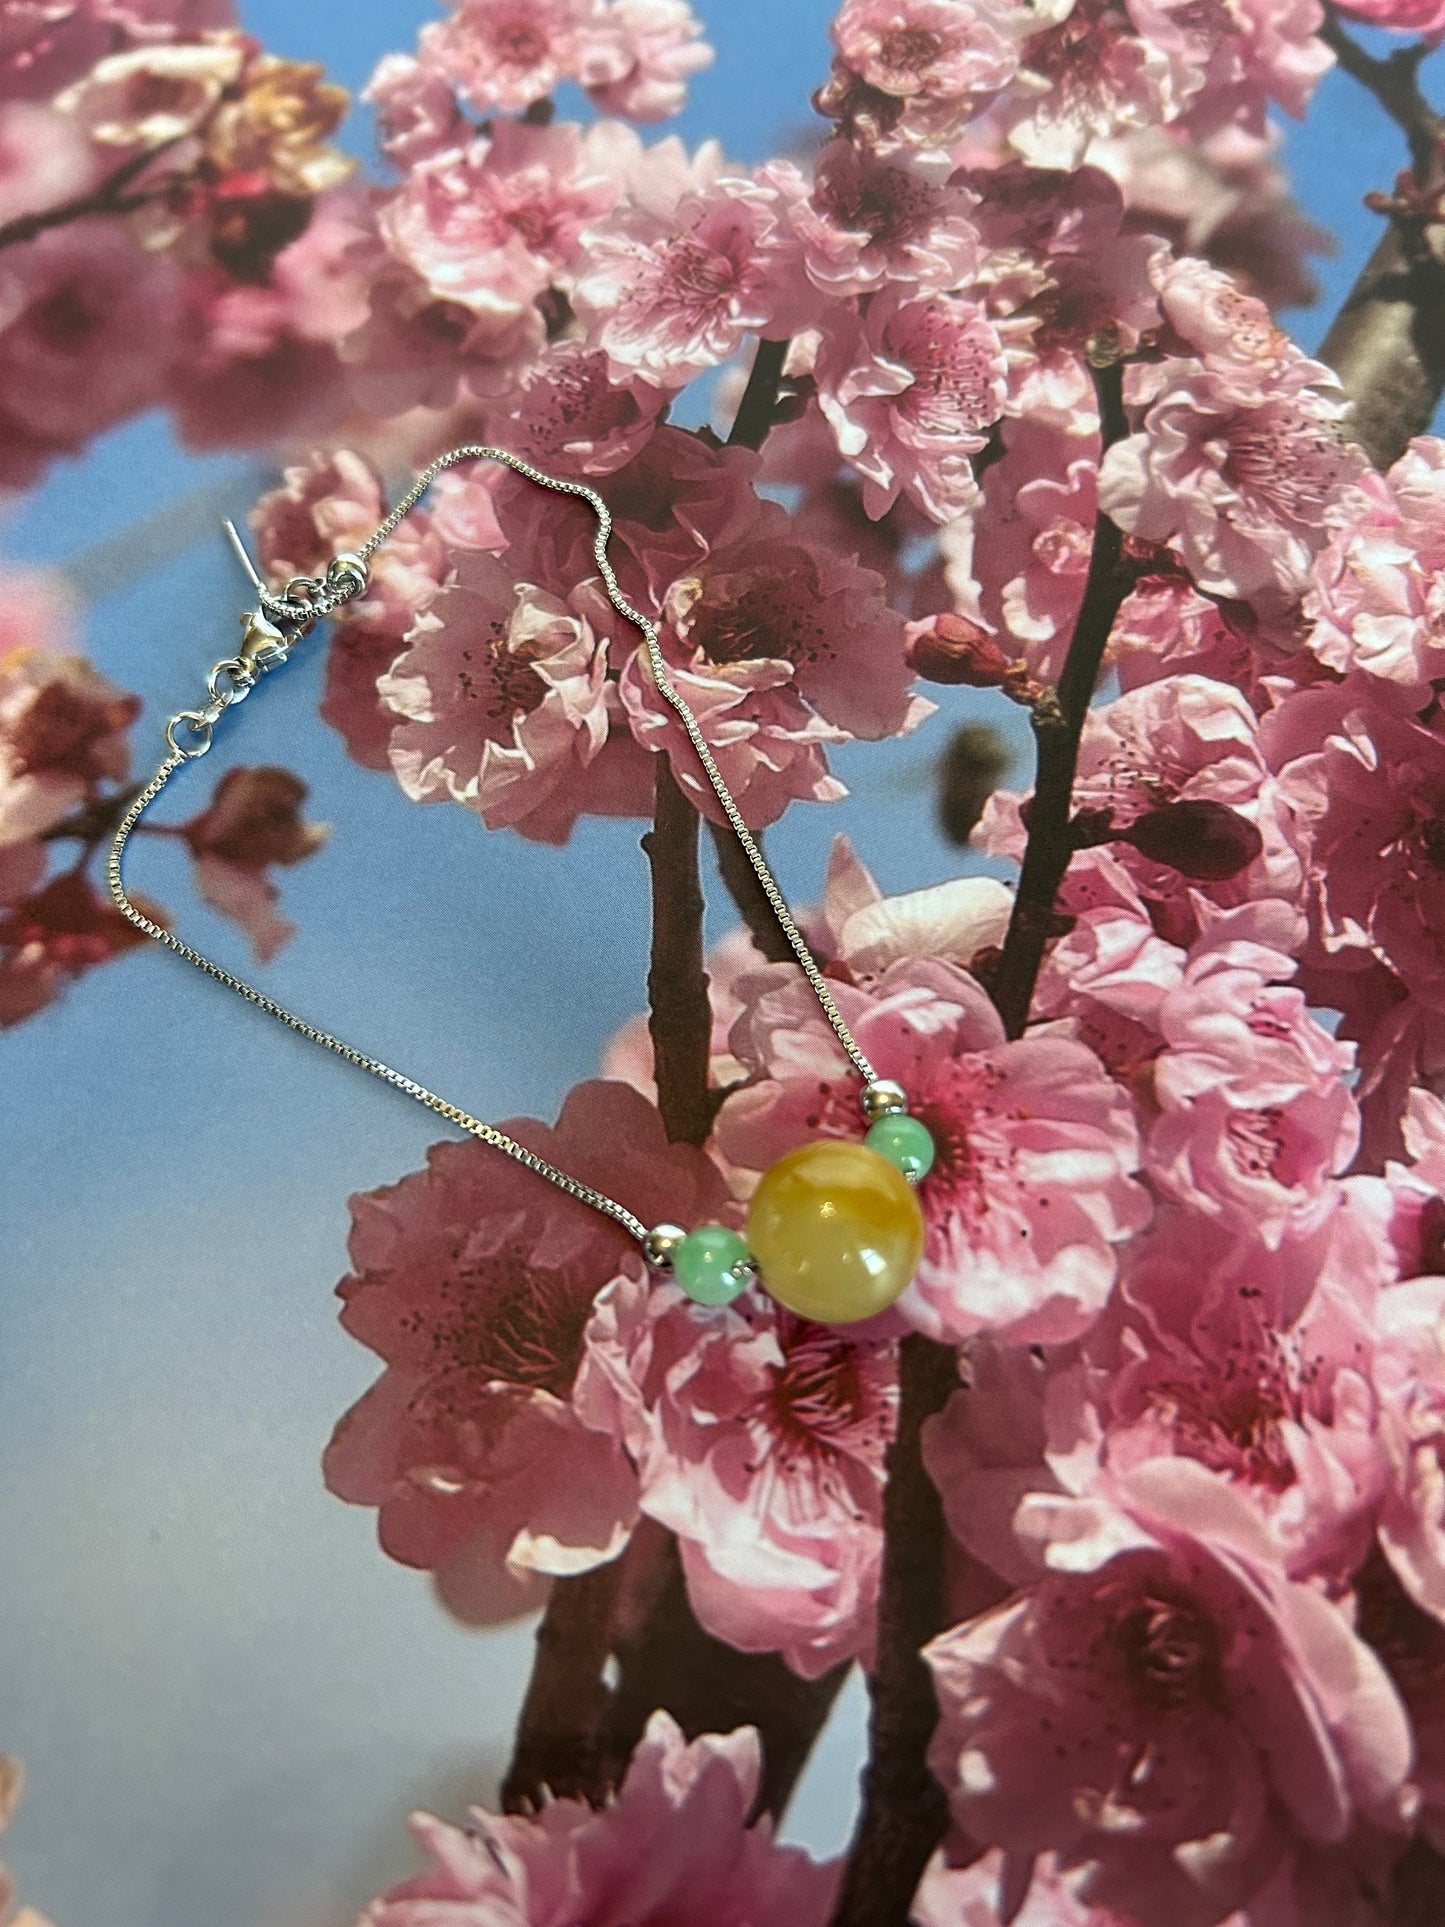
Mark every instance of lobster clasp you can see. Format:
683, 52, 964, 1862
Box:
238, 606, 291, 669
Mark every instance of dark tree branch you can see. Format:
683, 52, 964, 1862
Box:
0, 140, 184, 252
727, 337, 790, 450
501, 1560, 625, 1812
829, 1335, 959, 1927
1320, 12, 1441, 174
989, 361, 1130, 1043
603, 1521, 848, 1819
642, 755, 715, 1145
1317, 10, 1445, 468
708, 819, 794, 963
1320, 226, 1445, 470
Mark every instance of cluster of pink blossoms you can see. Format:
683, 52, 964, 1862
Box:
19, 0, 1445, 1922
277, 2, 1445, 1922
0, 564, 330, 1023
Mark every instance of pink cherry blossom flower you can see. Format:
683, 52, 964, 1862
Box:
583, 0, 714, 122
1049, 1213, 1387, 1586
978, 675, 1300, 947
1124, 0, 1333, 142
54, 36, 243, 146
379, 554, 616, 843
1356, 1549, 1445, 1861
926, 1460, 1414, 1927
0, 220, 179, 486
1274, 687, 1445, 1011
818, 831, 1013, 984
180, 765, 328, 964
997, 0, 1175, 170
360, 1711, 840, 1926
1333, 0, 1445, 28
363, 52, 465, 169
1098, 357, 1368, 611
323, 1080, 727, 1622
1094, 122, 1332, 312
251, 446, 387, 587
420, 0, 616, 115
783, 141, 982, 299
490, 342, 667, 476
1111, 572, 1263, 696
1365, 1086, 1445, 1283
973, 421, 1096, 684
0, 866, 151, 1030
341, 257, 546, 418
379, 120, 619, 318
816, 288, 1009, 522
617, 501, 925, 826
827, 0, 1024, 149
1031, 847, 1186, 1075
914, 1845, 1251, 1927
716, 956, 1149, 1345
1372, 1272, 1445, 1626
1307, 436, 1445, 692
0, 102, 92, 229
0, 613, 138, 847
573, 142, 805, 387
577, 1276, 896, 1677
1145, 901, 1359, 1247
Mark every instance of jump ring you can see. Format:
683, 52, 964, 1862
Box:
207, 659, 254, 704
165, 711, 214, 758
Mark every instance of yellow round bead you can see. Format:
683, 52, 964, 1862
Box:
746, 1139, 925, 1326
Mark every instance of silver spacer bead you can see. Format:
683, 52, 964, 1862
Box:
861, 1078, 909, 1123
643, 1222, 688, 1271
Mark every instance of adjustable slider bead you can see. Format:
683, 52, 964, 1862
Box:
865, 1111, 936, 1183
673, 1225, 755, 1306
861, 1078, 909, 1123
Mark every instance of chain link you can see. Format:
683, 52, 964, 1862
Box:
109, 449, 877, 1251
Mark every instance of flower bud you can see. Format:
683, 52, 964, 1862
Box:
1120, 799, 1263, 881
906, 613, 1013, 688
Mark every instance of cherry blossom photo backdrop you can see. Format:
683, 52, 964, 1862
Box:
4, 1, 1445, 1924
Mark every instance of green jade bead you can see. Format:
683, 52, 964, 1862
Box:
864, 1111, 936, 1182
674, 1223, 753, 1306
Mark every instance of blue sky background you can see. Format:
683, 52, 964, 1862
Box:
0, 8, 1439, 1924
